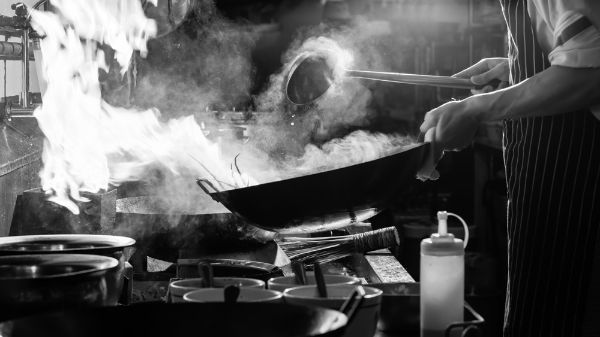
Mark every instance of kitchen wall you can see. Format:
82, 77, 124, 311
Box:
0, 0, 40, 100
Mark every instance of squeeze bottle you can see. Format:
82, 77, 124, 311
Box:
420, 211, 469, 337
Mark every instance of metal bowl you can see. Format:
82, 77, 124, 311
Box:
0, 234, 135, 255
0, 254, 119, 321
0, 235, 135, 305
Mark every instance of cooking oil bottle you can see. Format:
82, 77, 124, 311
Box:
420, 211, 469, 337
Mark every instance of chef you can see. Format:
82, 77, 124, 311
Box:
418, 0, 600, 336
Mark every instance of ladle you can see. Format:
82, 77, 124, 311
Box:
292, 261, 308, 285
285, 51, 499, 106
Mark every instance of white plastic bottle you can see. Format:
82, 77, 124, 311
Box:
420, 211, 469, 337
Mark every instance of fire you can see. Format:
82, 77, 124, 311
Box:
30, 1, 251, 214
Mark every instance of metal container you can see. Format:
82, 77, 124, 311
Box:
0, 254, 119, 321
368, 282, 420, 333
0, 235, 135, 304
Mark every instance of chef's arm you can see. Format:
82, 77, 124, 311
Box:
468, 65, 600, 121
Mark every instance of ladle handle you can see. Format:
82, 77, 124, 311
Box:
346, 70, 488, 90
314, 263, 328, 298
224, 285, 240, 304
199, 262, 214, 288
292, 261, 308, 285
339, 285, 366, 324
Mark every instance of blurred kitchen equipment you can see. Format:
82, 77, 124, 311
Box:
169, 277, 265, 303
0, 2, 34, 112
285, 52, 499, 106
0, 234, 135, 304
279, 226, 400, 264
197, 143, 429, 234
0, 254, 118, 321
176, 258, 283, 280
369, 282, 486, 335
0, 302, 350, 337
268, 273, 359, 292
368, 282, 420, 332
183, 287, 283, 303
284, 284, 381, 337
142, 0, 193, 38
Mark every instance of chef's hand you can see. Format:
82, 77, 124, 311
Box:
454, 57, 510, 94
417, 100, 482, 181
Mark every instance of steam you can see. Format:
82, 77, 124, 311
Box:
131, 3, 258, 116
285, 130, 416, 176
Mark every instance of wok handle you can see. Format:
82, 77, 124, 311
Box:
339, 285, 365, 324
196, 179, 221, 195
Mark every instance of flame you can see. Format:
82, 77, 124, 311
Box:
30, 1, 251, 214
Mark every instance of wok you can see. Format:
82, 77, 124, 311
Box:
0, 302, 348, 337
198, 143, 429, 234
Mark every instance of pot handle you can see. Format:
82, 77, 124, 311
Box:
196, 179, 221, 194
119, 262, 134, 305
339, 285, 365, 324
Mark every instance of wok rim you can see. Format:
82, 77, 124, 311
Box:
201, 142, 428, 195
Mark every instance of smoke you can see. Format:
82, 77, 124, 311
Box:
283, 130, 416, 177
250, 18, 408, 157
129, 0, 258, 117
32, 0, 417, 222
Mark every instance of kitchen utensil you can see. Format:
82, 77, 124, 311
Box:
284, 284, 382, 337
285, 51, 500, 106
0, 254, 119, 321
183, 287, 283, 303
197, 143, 429, 234
314, 263, 328, 298
292, 261, 308, 285
0, 302, 349, 337
268, 273, 359, 292
0, 234, 135, 305
279, 226, 400, 264
169, 277, 265, 303
338, 286, 366, 326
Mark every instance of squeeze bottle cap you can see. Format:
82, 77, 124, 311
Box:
420, 211, 469, 256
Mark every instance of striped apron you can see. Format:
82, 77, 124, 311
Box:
500, 0, 600, 336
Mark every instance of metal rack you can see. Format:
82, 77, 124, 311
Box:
1, 2, 37, 119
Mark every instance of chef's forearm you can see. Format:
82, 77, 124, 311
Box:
468, 66, 600, 121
